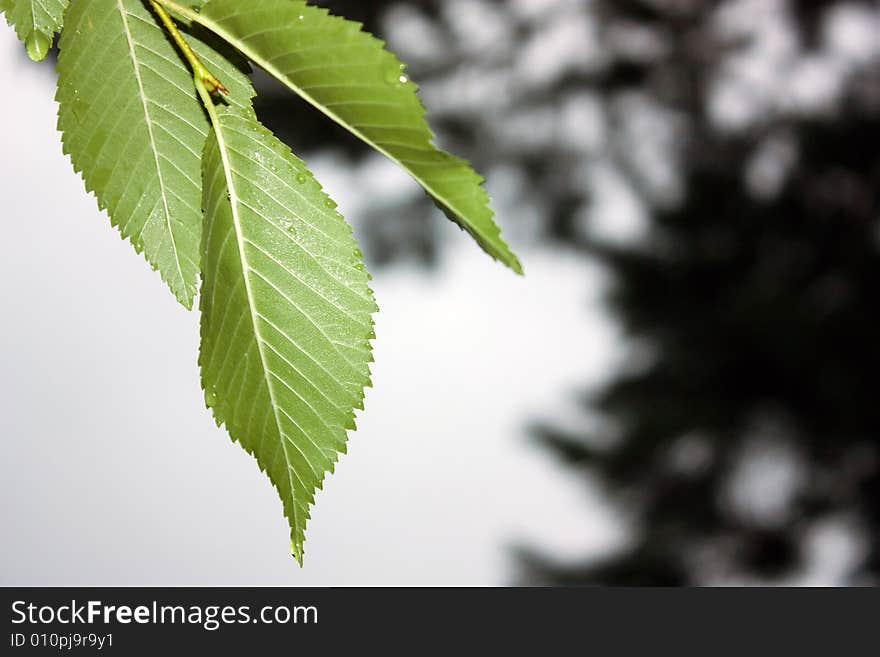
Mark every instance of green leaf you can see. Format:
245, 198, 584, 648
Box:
184, 0, 522, 274
56, 0, 254, 308
200, 105, 377, 563
5, 0, 68, 61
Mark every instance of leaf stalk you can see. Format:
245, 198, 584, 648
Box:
148, 0, 228, 95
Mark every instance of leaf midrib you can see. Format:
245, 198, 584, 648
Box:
210, 114, 300, 537
185, 10, 504, 257
28, 0, 37, 36
117, 0, 186, 293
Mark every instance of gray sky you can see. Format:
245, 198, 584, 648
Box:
0, 30, 624, 585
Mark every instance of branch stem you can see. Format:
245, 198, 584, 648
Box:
148, 0, 228, 95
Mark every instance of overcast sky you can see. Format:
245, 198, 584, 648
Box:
0, 27, 625, 585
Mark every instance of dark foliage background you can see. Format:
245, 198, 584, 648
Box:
258, 0, 880, 584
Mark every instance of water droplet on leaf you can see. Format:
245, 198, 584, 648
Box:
384, 62, 406, 86
25, 31, 50, 62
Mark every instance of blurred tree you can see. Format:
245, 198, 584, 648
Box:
519, 0, 880, 584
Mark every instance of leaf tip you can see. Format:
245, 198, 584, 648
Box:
508, 254, 524, 276
291, 539, 304, 567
